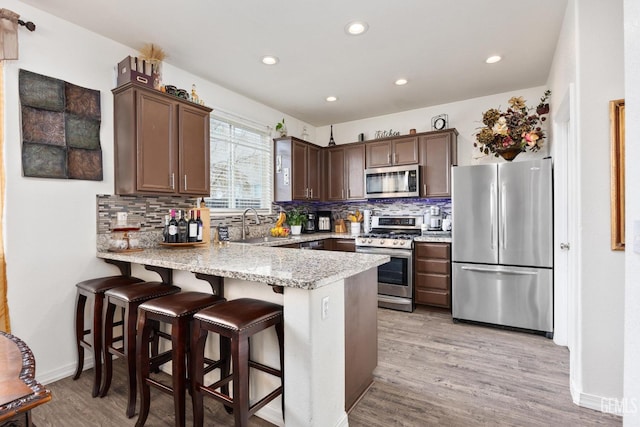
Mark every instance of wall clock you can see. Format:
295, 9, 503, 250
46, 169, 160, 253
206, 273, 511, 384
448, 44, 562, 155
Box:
431, 114, 448, 131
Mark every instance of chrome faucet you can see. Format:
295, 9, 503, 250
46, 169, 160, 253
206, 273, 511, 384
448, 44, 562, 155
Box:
241, 208, 261, 240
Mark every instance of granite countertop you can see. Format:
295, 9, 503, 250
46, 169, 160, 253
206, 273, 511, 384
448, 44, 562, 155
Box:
97, 241, 388, 290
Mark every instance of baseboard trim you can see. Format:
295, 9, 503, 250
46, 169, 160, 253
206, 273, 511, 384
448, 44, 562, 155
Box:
39, 357, 93, 385
334, 411, 349, 427
571, 379, 624, 416
255, 404, 284, 427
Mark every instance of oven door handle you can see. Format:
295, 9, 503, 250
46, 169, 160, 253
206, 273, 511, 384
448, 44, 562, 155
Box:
356, 247, 413, 258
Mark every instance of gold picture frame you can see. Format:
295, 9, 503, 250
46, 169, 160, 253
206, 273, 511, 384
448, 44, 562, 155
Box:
610, 99, 625, 251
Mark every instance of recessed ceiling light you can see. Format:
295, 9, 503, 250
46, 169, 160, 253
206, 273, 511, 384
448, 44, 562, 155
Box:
345, 21, 369, 36
395, 78, 408, 86
326, 96, 338, 102
485, 55, 502, 64
261, 55, 279, 65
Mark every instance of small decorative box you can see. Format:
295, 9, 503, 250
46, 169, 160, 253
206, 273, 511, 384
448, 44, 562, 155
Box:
116, 56, 154, 89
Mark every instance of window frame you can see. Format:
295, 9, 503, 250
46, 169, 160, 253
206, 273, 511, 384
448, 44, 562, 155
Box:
206, 113, 274, 215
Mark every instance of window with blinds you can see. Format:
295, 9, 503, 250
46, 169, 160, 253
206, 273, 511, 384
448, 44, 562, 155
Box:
206, 116, 273, 211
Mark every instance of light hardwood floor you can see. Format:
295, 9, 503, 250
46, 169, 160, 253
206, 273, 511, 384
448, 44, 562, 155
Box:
32, 306, 621, 426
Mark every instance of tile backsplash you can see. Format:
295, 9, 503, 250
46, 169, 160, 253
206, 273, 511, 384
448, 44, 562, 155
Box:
96, 194, 450, 250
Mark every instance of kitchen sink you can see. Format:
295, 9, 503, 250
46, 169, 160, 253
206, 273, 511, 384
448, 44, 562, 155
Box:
232, 236, 292, 245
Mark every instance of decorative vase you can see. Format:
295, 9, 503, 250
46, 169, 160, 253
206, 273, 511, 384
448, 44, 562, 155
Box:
291, 225, 302, 235
497, 149, 522, 161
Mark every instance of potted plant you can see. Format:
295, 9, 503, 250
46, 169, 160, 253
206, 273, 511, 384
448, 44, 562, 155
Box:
276, 118, 287, 137
286, 207, 306, 235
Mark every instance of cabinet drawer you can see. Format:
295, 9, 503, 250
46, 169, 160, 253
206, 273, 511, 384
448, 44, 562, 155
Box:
415, 289, 450, 308
415, 259, 450, 275
415, 273, 450, 290
415, 243, 450, 259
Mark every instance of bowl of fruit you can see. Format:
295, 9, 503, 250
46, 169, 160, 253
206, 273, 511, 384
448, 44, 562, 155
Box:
270, 212, 291, 237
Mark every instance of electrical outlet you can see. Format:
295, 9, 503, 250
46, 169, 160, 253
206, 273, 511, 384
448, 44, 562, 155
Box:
321, 296, 329, 320
116, 212, 128, 225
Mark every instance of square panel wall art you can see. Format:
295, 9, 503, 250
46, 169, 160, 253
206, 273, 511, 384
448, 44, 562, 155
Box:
19, 69, 103, 180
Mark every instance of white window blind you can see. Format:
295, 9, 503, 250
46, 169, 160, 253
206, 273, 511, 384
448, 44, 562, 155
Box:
206, 115, 273, 210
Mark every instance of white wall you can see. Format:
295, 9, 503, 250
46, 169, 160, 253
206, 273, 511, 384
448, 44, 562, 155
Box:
573, 0, 625, 404
624, 0, 640, 424
316, 86, 551, 166
2, 0, 312, 383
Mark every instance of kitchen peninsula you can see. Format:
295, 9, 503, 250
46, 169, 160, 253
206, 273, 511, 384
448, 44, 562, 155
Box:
97, 243, 388, 427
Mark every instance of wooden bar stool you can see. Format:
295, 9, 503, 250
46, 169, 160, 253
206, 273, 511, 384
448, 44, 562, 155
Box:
100, 281, 181, 418
73, 275, 144, 397
190, 298, 284, 427
135, 291, 226, 427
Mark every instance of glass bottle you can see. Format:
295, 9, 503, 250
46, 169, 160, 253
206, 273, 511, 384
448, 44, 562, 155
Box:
168, 210, 178, 243
196, 210, 204, 242
177, 210, 188, 243
188, 210, 198, 242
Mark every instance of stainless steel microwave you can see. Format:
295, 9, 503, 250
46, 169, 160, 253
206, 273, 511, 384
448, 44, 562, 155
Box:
364, 165, 420, 199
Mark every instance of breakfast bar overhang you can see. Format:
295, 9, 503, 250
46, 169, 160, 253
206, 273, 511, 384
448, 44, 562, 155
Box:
97, 243, 388, 427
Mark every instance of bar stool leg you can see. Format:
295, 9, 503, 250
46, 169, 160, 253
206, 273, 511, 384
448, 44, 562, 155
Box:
100, 304, 160, 416
172, 319, 188, 427
90, 294, 105, 397
275, 321, 285, 419
221, 335, 232, 413
233, 334, 250, 427
99, 300, 117, 397
73, 292, 87, 380
135, 312, 152, 427
191, 321, 207, 427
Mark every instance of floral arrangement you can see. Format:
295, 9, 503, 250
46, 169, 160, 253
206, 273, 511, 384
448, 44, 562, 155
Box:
475, 90, 551, 157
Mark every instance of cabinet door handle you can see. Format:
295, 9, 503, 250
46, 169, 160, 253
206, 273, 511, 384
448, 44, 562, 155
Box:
388, 154, 391, 164
170, 173, 175, 190
423, 184, 427, 195
342, 189, 344, 199
347, 188, 350, 198
305, 188, 309, 198
393, 153, 397, 163
310, 188, 314, 198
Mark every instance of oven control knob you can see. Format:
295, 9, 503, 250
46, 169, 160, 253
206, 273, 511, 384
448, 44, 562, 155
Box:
378, 240, 385, 245
392, 240, 398, 246
367, 239, 372, 244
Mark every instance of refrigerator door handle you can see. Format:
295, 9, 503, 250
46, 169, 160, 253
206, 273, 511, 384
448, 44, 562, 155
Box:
500, 183, 507, 249
461, 266, 538, 276
490, 183, 496, 249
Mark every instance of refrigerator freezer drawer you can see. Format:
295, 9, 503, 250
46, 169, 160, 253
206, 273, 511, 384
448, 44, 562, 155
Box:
452, 263, 553, 333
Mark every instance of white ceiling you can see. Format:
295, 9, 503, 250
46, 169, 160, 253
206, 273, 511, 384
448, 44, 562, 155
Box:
19, 0, 568, 127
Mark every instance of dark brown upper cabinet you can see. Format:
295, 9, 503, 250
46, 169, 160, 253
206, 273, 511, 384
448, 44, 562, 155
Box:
274, 137, 322, 201
326, 144, 365, 201
365, 136, 419, 167
113, 82, 212, 196
418, 129, 458, 198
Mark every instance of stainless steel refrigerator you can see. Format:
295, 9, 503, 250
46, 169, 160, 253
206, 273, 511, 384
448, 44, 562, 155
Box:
451, 158, 553, 337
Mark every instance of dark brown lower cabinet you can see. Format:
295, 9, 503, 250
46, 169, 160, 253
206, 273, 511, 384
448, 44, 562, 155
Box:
344, 268, 377, 412
414, 242, 451, 310
331, 238, 356, 252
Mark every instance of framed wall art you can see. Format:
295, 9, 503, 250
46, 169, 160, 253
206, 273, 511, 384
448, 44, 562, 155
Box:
610, 99, 625, 251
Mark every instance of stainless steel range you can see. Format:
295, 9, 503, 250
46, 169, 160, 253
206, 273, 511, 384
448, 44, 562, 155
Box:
355, 215, 423, 312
